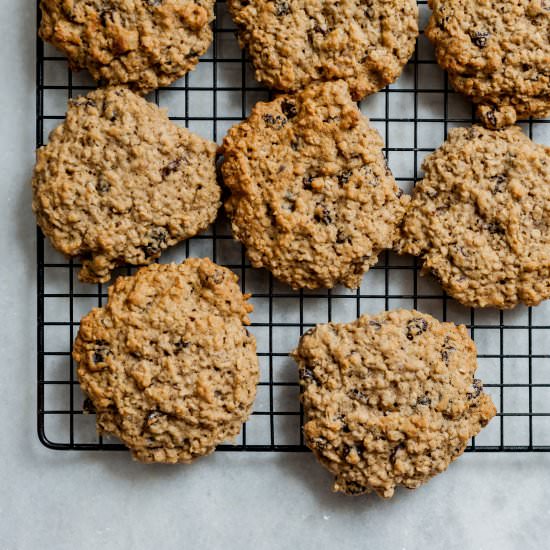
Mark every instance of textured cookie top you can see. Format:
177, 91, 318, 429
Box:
426, 0, 550, 126
292, 309, 496, 498
221, 80, 408, 290
32, 87, 220, 284
39, 0, 214, 92
228, 0, 418, 100
73, 259, 259, 463
398, 125, 550, 309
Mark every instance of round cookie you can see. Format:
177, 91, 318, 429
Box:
228, 0, 418, 100
291, 309, 496, 498
426, 0, 550, 127
73, 259, 259, 463
32, 87, 220, 284
398, 125, 550, 309
39, 0, 214, 92
221, 80, 408, 290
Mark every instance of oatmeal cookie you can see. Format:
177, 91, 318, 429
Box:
398, 125, 550, 309
32, 87, 220, 283
426, 0, 550, 127
292, 309, 496, 498
221, 80, 408, 290
73, 259, 259, 463
228, 0, 418, 100
39, 0, 214, 92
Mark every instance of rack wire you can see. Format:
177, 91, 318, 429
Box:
37, 0, 550, 453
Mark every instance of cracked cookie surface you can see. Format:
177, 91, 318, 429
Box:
39, 0, 214, 92
426, 0, 550, 127
292, 309, 496, 498
32, 87, 219, 284
221, 80, 408, 290
228, 0, 418, 100
73, 259, 259, 463
398, 125, 550, 309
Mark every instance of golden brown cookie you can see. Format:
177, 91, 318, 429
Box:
220, 80, 408, 290
426, 0, 550, 127
39, 0, 214, 92
398, 125, 550, 309
228, 0, 418, 100
32, 87, 220, 284
73, 259, 259, 464
292, 309, 496, 498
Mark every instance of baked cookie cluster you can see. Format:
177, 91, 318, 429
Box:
31, 0, 549, 497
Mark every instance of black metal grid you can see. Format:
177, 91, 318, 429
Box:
37, 1, 550, 453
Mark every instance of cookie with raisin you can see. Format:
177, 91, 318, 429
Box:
220, 80, 408, 290
398, 125, 550, 309
32, 87, 220, 283
228, 0, 418, 100
426, 0, 550, 127
39, 0, 214, 92
292, 309, 496, 498
73, 259, 259, 463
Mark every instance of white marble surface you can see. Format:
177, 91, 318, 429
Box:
2, 1, 550, 548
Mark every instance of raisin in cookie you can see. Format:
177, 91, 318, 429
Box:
32, 87, 220, 284
73, 259, 259, 463
39, 0, 214, 92
426, 0, 550, 127
292, 309, 496, 498
221, 80, 408, 290
228, 0, 418, 100
398, 125, 550, 309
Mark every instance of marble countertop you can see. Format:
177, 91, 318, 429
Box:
1, 2, 550, 548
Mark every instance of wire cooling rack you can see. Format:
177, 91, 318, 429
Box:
37, 0, 550, 453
